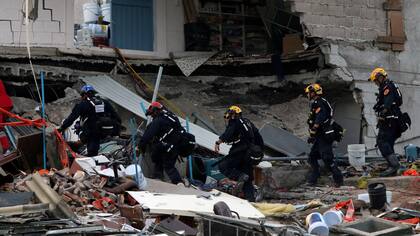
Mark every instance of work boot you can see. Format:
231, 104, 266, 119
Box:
379, 154, 400, 177
232, 174, 249, 197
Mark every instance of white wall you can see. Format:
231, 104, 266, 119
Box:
336, 0, 420, 155
0, 0, 74, 48
154, 0, 185, 57
165, 0, 185, 53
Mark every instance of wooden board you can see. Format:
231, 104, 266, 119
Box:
127, 191, 265, 219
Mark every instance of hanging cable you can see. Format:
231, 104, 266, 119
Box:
25, 0, 42, 103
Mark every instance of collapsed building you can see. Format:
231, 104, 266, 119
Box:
0, 0, 419, 235
0, 0, 418, 157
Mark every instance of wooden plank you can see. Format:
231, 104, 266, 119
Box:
389, 10, 405, 51
392, 43, 404, 51
376, 36, 406, 44
389, 11, 404, 37
384, 0, 402, 11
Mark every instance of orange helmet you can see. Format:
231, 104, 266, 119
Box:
146, 101, 163, 116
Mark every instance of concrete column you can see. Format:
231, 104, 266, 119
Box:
154, 0, 167, 57
64, 0, 74, 48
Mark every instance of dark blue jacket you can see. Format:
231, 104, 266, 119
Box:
375, 80, 402, 116
139, 111, 183, 149
219, 117, 264, 148
61, 96, 121, 133
308, 97, 333, 130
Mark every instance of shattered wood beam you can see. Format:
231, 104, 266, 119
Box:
25, 173, 78, 221
376, 36, 406, 44
0, 203, 49, 216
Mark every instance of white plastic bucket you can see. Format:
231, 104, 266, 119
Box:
357, 191, 392, 204
323, 210, 344, 227
348, 144, 366, 171
125, 164, 147, 190
101, 3, 111, 23
83, 3, 100, 23
306, 212, 329, 236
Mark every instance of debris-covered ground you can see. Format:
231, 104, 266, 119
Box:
0, 70, 419, 235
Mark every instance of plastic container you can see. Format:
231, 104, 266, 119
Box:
348, 144, 366, 171
101, 3, 111, 23
323, 210, 344, 227
368, 182, 386, 209
88, 24, 108, 38
125, 164, 147, 190
306, 212, 329, 236
404, 144, 419, 162
83, 3, 100, 23
357, 191, 392, 204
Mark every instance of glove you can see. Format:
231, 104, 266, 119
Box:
307, 137, 315, 144
309, 128, 317, 137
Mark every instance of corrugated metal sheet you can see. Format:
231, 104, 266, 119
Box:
111, 0, 153, 51
259, 123, 310, 156
81, 75, 230, 155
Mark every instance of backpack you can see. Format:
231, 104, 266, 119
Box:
178, 131, 196, 157
88, 97, 118, 137
398, 112, 411, 133
324, 120, 344, 143
240, 118, 264, 165
394, 82, 403, 107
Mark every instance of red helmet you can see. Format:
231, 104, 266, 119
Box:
146, 101, 163, 116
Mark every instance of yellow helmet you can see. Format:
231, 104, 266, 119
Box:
304, 83, 323, 95
224, 105, 242, 119
228, 105, 242, 114
369, 68, 387, 81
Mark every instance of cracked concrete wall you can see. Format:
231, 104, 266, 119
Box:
323, 0, 420, 154
0, 0, 74, 48
289, 0, 387, 41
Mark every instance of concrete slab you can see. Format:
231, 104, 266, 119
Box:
332, 216, 413, 236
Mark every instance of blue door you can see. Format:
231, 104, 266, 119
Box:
111, 0, 154, 51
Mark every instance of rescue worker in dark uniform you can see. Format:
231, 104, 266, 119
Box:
305, 84, 343, 187
214, 106, 264, 202
138, 102, 185, 185
59, 85, 121, 157
369, 68, 402, 176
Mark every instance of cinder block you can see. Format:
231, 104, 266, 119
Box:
0, 8, 20, 21
334, 0, 345, 6
11, 20, 24, 32
0, 21, 12, 32
311, 3, 324, 14
353, 18, 365, 28
374, 0, 385, 9
362, 8, 376, 20
320, 15, 331, 25
351, 0, 365, 7
366, 19, 377, 29
367, 0, 375, 8
375, 9, 386, 20
13, 31, 33, 45
331, 27, 345, 38
328, 5, 344, 16
0, 31, 14, 44
292, 2, 312, 12
302, 14, 321, 24
343, 17, 354, 27
344, 6, 361, 17
44, 21, 60, 32
334, 17, 347, 28
33, 32, 52, 45
52, 32, 65, 45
